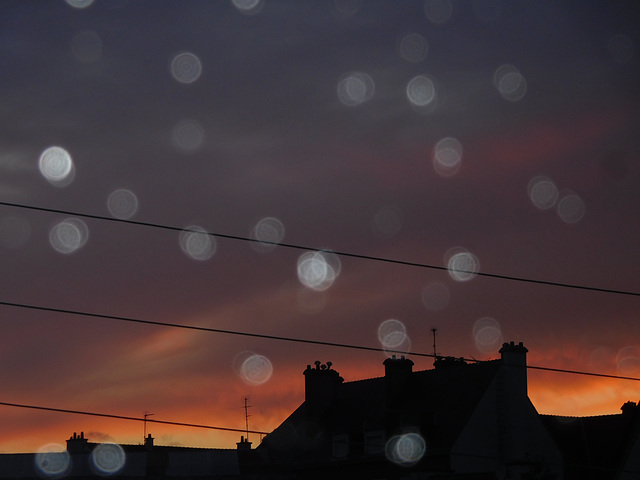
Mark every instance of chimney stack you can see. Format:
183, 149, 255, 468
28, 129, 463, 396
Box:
304, 361, 343, 416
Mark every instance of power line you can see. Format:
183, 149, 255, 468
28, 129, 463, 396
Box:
1, 299, 639, 383
1, 200, 638, 297
0, 401, 269, 435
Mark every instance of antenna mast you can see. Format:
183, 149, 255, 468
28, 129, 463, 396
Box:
243, 397, 252, 441
143, 411, 154, 443
431, 327, 438, 358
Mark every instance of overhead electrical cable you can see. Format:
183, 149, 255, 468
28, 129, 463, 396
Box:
0, 200, 638, 297
1, 299, 638, 383
0, 401, 269, 435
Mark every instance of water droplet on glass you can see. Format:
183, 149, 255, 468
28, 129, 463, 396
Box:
49, 218, 89, 254
171, 119, 205, 153
107, 189, 139, 220
446, 248, 479, 282
179, 225, 215, 261
171, 52, 202, 84
398, 33, 428, 63
406, 75, 437, 111
556, 191, 585, 224
433, 137, 463, 177
297, 251, 341, 291
251, 217, 285, 251
385, 433, 426, 466
34, 444, 71, 477
528, 176, 558, 210
39, 146, 75, 187
337, 72, 375, 106
232, 0, 264, 15
91, 443, 125, 475
473, 317, 503, 354
494, 64, 527, 102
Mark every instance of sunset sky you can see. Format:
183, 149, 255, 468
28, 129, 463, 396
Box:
1, 0, 639, 454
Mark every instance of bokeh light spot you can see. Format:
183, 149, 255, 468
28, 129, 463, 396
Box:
406, 75, 437, 110
91, 443, 125, 475
71, 31, 103, 63
433, 137, 463, 177
232, 0, 264, 15
234, 352, 273, 385
65, 0, 94, 8
385, 433, 426, 466
171, 52, 202, 84
556, 192, 585, 224
473, 317, 503, 354
49, 218, 89, 254
0, 216, 31, 249
494, 64, 527, 102
179, 225, 215, 261
39, 146, 75, 187
398, 33, 428, 63
378, 319, 411, 354
424, 0, 453, 24
372, 206, 403, 238
34, 444, 71, 477
251, 217, 285, 251
297, 251, 341, 291
446, 248, 479, 282
421, 282, 450, 311
332, 0, 361, 18
528, 176, 558, 210
337, 72, 375, 106
616, 346, 640, 377
171, 119, 205, 153
107, 189, 138, 220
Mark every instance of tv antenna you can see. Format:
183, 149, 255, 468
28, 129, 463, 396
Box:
143, 411, 154, 442
431, 327, 438, 358
243, 397, 252, 441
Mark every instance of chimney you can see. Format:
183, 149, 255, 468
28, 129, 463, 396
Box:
497, 341, 529, 468
145, 433, 154, 448
383, 355, 414, 410
499, 341, 528, 396
304, 361, 343, 416
66, 431, 90, 453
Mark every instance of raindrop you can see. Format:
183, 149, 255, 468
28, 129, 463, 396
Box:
171, 119, 205, 153
171, 52, 202, 84
446, 248, 479, 282
378, 319, 410, 353
494, 64, 527, 102
424, 0, 453, 24
528, 176, 558, 210
372, 206, 403, 238
337, 72, 375, 106
39, 146, 75, 187
235, 353, 273, 385
107, 189, 138, 220
49, 218, 89, 254
297, 251, 341, 291
65, 0, 94, 8
179, 225, 215, 261
34, 444, 71, 477
433, 137, 463, 177
232, 0, 264, 15
398, 33, 428, 63
385, 433, 426, 466
251, 217, 285, 251
556, 192, 585, 224
616, 346, 640, 377
332, 0, 361, 17
91, 443, 125, 475
473, 317, 503, 354
406, 75, 437, 110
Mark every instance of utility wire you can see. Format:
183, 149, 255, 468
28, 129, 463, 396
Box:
0, 200, 638, 297
1, 299, 639, 383
0, 401, 269, 435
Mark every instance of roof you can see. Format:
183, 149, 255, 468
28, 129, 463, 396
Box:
541, 404, 640, 480
259, 358, 502, 464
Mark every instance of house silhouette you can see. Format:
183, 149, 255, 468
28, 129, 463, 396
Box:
238, 341, 640, 480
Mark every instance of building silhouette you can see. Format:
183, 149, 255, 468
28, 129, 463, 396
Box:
0, 432, 240, 479
1, 341, 639, 479
238, 342, 640, 479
